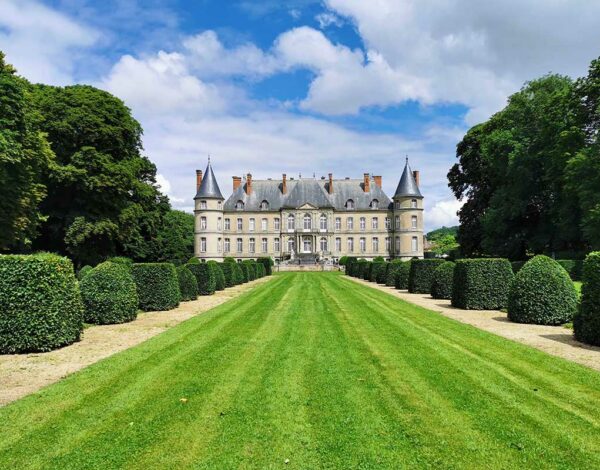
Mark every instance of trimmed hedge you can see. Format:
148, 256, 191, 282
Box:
233, 262, 245, 284
256, 263, 266, 278
106, 256, 133, 271
574, 252, 600, 346
508, 255, 577, 325
132, 263, 180, 311
363, 261, 373, 281
385, 261, 401, 286
188, 257, 200, 264
80, 261, 138, 324
511, 261, 526, 273
77, 265, 93, 280
256, 257, 273, 275
208, 261, 225, 291
556, 259, 583, 281
220, 262, 236, 287
451, 258, 513, 310
408, 259, 445, 294
371, 261, 387, 283
187, 262, 216, 295
394, 261, 411, 290
0, 253, 84, 353
242, 260, 257, 281
177, 265, 198, 301
431, 261, 455, 300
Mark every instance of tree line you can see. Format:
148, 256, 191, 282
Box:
0, 52, 193, 266
449, 56, 600, 260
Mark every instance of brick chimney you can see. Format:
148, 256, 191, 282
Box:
246, 173, 252, 195
282, 173, 287, 194
196, 170, 203, 192
413, 170, 420, 187
363, 173, 370, 192
328, 173, 333, 194
373, 175, 382, 188
233, 176, 241, 191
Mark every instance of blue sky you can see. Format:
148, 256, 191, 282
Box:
2, 0, 600, 230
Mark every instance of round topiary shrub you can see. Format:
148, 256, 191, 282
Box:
256, 257, 273, 276
431, 261, 455, 300
208, 261, 225, 291
574, 252, 600, 346
394, 261, 411, 290
188, 257, 200, 264
363, 261, 373, 281
177, 265, 198, 301
80, 261, 138, 324
233, 262, 245, 284
220, 262, 236, 287
408, 259, 445, 294
0, 253, 84, 353
77, 265, 93, 280
187, 262, 216, 295
131, 263, 180, 311
242, 261, 257, 281
508, 255, 578, 325
256, 263, 266, 278
370, 261, 387, 283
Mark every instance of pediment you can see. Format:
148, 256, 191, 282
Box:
298, 202, 318, 210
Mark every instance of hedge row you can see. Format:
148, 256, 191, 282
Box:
132, 263, 180, 311
431, 261, 455, 300
452, 259, 513, 310
177, 265, 198, 301
409, 259, 445, 294
574, 252, 600, 346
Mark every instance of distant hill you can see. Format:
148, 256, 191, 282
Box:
426, 226, 458, 241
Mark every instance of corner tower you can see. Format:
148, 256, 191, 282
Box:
393, 158, 424, 259
194, 159, 224, 261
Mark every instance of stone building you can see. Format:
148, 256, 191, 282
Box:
193, 159, 424, 262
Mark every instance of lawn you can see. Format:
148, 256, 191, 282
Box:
0, 272, 598, 469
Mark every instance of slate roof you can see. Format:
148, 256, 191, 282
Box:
223, 177, 393, 211
394, 160, 422, 198
194, 161, 224, 200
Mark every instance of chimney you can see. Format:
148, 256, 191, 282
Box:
233, 176, 241, 191
282, 173, 287, 194
246, 173, 252, 195
196, 170, 203, 192
363, 173, 370, 192
373, 175, 382, 188
413, 170, 420, 187
328, 173, 333, 194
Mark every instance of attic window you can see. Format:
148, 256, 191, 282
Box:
346, 199, 355, 210
235, 200, 244, 210
371, 199, 379, 209
260, 200, 269, 210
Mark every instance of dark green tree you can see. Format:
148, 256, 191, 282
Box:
151, 210, 194, 265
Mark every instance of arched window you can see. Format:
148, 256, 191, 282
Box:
288, 237, 295, 252
371, 199, 379, 209
303, 213, 312, 230
260, 200, 269, 210
320, 237, 328, 252
235, 200, 244, 210
346, 199, 355, 210
287, 214, 295, 230
319, 214, 327, 230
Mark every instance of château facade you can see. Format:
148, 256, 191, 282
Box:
193, 159, 424, 262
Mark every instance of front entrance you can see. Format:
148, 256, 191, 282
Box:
302, 236, 313, 253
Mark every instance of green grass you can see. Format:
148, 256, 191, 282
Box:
574, 281, 582, 296
0, 272, 599, 469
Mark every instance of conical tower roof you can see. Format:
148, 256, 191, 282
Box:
195, 159, 224, 200
394, 158, 422, 198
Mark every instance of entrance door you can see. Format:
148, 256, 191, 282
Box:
303, 236, 312, 253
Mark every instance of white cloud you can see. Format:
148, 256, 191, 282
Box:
425, 199, 463, 231
315, 12, 343, 29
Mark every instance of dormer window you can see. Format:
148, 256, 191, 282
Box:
371, 199, 379, 209
346, 199, 355, 210
260, 200, 269, 210
235, 200, 244, 210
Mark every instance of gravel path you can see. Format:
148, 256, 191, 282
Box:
348, 277, 600, 372
0, 277, 271, 406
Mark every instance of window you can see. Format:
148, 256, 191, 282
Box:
236, 238, 243, 252
372, 217, 378, 229
395, 237, 401, 252
224, 238, 231, 252
274, 218, 280, 230
371, 199, 379, 209
288, 237, 295, 252
395, 215, 400, 229
235, 200, 244, 210
411, 215, 418, 229
200, 237, 207, 253
303, 237, 312, 252
200, 216, 207, 230
335, 237, 342, 252
320, 214, 327, 230
217, 201, 222, 210
217, 238, 222, 253
347, 237, 354, 252
395, 201, 401, 210
249, 238, 255, 253
346, 199, 355, 210
200, 200, 207, 209
372, 237, 379, 252
261, 238, 268, 253
261, 218, 268, 231
303, 214, 312, 230
249, 218, 255, 231
274, 238, 280, 252
347, 217, 354, 230
385, 237, 391, 251
359, 237, 366, 253
224, 218, 230, 230
385, 217, 391, 230
237, 218, 243, 231
412, 236, 418, 252
360, 217, 366, 231
287, 214, 295, 230
335, 217, 341, 230
411, 199, 418, 208
217, 217, 222, 231
320, 237, 328, 252
260, 200, 269, 210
